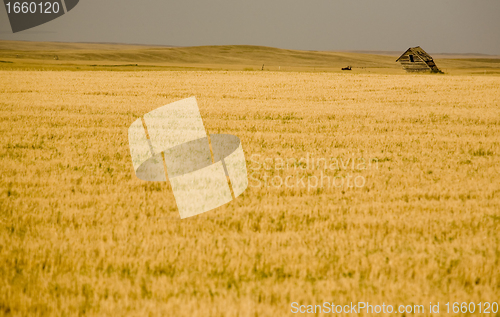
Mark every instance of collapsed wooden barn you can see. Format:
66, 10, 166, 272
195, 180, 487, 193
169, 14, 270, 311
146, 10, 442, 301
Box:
396, 46, 440, 72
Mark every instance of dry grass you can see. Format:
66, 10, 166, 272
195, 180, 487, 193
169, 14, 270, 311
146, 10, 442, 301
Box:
0, 70, 499, 316
2, 41, 500, 74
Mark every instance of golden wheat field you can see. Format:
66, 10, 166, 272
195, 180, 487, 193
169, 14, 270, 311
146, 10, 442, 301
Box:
0, 69, 499, 316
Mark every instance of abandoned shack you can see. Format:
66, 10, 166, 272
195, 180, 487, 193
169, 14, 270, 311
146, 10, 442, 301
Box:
396, 46, 440, 72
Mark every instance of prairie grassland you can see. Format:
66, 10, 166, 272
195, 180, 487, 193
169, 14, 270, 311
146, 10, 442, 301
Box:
0, 70, 499, 316
2, 41, 500, 74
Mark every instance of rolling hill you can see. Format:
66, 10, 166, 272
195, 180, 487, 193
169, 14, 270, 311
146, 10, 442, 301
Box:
0, 40, 499, 74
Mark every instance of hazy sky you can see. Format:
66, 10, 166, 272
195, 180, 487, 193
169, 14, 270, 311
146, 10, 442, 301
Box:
1, 0, 499, 54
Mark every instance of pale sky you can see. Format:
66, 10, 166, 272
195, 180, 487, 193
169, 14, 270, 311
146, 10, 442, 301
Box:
1, 0, 499, 54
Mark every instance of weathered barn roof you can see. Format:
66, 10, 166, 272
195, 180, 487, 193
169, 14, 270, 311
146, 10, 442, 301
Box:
396, 46, 433, 62
396, 46, 439, 71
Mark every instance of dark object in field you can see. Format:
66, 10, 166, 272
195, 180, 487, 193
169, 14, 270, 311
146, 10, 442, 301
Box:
342, 66, 352, 70
262, 64, 265, 71
396, 46, 442, 73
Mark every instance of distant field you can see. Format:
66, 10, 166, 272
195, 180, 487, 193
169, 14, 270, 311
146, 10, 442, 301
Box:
1, 40, 500, 74
0, 66, 499, 316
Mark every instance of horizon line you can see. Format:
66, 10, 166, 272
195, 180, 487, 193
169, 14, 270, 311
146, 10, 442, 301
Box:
1, 39, 499, 57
